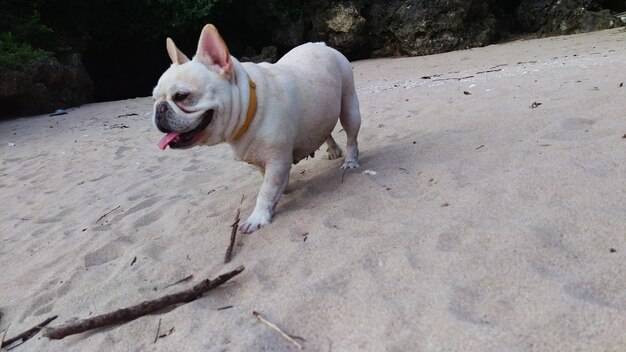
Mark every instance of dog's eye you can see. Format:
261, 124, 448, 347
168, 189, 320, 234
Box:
173, 92, 190, 102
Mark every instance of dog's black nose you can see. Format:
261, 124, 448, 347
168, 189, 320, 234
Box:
155, 101, 172, 133
156, 101, 169, 114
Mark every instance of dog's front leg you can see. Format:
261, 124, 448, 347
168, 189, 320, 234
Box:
240, 160, 291, 233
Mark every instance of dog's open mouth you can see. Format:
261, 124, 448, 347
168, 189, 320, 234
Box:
158, 110, 213, 150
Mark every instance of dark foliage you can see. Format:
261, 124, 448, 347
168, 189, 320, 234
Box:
0, 0, 622, 103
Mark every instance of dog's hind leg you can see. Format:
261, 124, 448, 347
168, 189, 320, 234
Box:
339, 86, 361, 169
325, 136, 343, 160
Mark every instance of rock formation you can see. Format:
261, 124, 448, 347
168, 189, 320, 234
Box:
0, 54, 93, 117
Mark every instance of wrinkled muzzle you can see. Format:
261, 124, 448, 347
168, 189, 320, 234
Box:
154, 101, 214, 150
154, 101, 196, 133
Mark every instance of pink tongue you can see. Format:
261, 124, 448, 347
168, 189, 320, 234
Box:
158, 132, 181, 150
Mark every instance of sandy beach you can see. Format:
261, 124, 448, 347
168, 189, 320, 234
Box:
1, 28, 625, 351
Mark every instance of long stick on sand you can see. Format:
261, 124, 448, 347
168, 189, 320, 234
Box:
1, 316, 57, 348
45, 266, 245, 340
253, 311, 303, 350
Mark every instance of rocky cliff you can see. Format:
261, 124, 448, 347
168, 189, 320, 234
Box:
1, 0, 624, 117
236, 0, 624, 60
0, 54, 93, 117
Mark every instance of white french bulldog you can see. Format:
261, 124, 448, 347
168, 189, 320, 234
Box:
152, 24, 361, 233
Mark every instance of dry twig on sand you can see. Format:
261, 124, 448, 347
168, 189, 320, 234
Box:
45, 266, 245, 340
162, 275, 194, 289
153, 318, 161, 343
158, 327, 174, 339
1, 316, 57, 349
224, 209, 241, 264
253, 311, 302, 350
433, 75, 474, 82
1, 323, 10, 349
95, 205, 121, 224
475, 69, 502, 74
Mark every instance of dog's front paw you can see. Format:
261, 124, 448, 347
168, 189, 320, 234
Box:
340, 160, 360, 169
239, 211, 272, 234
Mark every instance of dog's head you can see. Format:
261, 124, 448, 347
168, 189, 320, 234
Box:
153, 24, 233, 150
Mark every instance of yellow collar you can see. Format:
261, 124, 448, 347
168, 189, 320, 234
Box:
231, 80, 257, 141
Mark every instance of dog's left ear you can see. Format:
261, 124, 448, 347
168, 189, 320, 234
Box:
195, 24, 232, 76
166, 38, 190, 65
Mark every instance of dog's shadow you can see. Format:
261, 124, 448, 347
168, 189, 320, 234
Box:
276, 141, 422, 216
253, 125, 471, 220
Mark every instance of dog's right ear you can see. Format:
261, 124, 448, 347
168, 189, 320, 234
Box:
195, 24, 232, 76
166, 38, 190, 65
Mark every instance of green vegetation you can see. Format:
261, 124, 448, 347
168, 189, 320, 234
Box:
0, 0, 231, 70
0, 0, 320, 70
269, 0, 306, 18
155, 0, 224, 30
0, 32, 53, 69
0, 5, 55, 69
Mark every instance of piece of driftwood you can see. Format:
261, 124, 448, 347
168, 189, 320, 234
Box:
45, 266, 245, 340
1, 316, 57, 348
224, 209, 241, 264
253, 311, 302, 350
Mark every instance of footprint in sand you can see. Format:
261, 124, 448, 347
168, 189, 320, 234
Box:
29, 227, 49, 237
36, 208, 74, 224
17, 172, 40, 181
448, 284, 512, 326
84, 241, 123, 267
114, 146, 133, 160
563, 278, 626, 309
133, 210, 163, 228
538, 117, 596, 141
33, 303, 54, 316
22, 291, 56, 319
111, 197, 160, 223
183, 165, 199, 172
3, 157, 23, 164
436, 230, 462, 252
